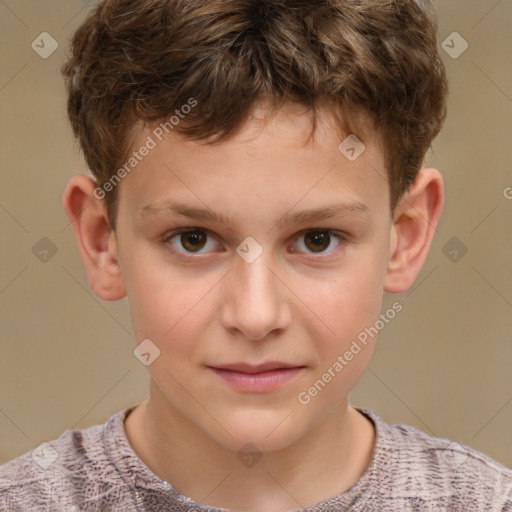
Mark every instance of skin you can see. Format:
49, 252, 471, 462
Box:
62, 101, 444, 511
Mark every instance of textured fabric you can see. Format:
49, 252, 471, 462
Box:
1, 405, 511, 511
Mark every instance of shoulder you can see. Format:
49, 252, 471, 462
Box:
0, 408, 131, 511
358, 408, 512, 511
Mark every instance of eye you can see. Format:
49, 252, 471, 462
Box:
165, 228, 219, 255
163, 228, 345, 257
291, 229, 345, 256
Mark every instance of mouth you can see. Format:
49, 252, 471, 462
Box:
206, 362, 306, 393
208, 361, 305, 373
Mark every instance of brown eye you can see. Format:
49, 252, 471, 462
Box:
164, 228, 345, 259
304, 231, 330, 252
166, 229, 216, 254
292, 230, 344, 255
180, 231, 207, 252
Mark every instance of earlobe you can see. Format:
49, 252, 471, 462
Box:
383, 167, 444, 294
62, 175, 126, 301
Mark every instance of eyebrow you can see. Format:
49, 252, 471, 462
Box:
140, 200, 370, 231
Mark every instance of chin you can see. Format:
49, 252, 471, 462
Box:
206, 409, 305, 454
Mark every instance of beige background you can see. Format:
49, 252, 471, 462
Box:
0, 0, 511, 470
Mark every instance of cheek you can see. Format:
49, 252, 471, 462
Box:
299, 275, 381, 409
124, 258, 218, 352
304, 251, 385, 366
313, 256, 385, 330
123, 231, 387, 358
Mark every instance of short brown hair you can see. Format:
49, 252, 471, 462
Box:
61, 0, 448, 230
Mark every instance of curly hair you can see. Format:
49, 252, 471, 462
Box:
61, 0, 448, 230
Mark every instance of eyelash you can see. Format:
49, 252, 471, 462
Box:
162, 227, 347, 260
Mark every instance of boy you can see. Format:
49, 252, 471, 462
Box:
1, 0, 511, 510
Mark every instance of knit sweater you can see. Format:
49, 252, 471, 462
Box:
1, 405, 511, 511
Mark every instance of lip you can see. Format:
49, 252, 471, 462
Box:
209, 361, 303, 373
207, 363, 306, 393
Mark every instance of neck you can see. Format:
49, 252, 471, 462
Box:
124, 383, 375, 512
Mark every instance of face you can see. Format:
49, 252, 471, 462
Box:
113, 102, 394, 452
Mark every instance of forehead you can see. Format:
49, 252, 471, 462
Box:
118, 103, 389, 223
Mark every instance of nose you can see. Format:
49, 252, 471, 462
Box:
220, 251, 293, 341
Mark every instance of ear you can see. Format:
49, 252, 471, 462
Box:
61, 175, 126, 301
383, 167, 444, 293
